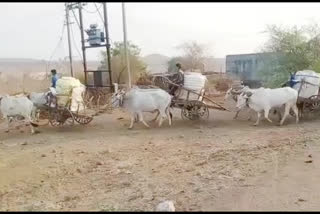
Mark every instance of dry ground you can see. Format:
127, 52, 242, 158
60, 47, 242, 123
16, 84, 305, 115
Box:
1, 107, 320, 211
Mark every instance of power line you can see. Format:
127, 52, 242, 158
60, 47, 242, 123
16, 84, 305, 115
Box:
82, 3, 102, 14
70, 22, 83, 61
48, 20, 66, 62
71, 7, 81, 31
46, 17, 67, 77
94, 3, 105, 31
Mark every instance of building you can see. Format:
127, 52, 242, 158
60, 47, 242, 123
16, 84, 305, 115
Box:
226, 52, 276, 87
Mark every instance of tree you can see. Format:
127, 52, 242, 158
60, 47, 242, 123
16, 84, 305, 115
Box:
259, 23, 320, 88
175, 41, 208, 72
99, 41, 147, 84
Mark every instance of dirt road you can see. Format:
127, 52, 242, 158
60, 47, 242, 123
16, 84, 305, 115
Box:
0, 108, 320, 211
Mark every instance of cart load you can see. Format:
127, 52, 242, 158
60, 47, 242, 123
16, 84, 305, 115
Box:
56, 77, 82, 95
48, 77, 94, 127
177, 72, 207, 101
288, 70, 320, 117
290, 70, 320, 98
184, 72, 207, 92
55, 77, 86, 112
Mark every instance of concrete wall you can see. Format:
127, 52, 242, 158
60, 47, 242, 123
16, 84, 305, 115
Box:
226, 53, 270, 81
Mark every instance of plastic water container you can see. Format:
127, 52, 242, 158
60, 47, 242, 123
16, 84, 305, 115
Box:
184, 72, 207, 92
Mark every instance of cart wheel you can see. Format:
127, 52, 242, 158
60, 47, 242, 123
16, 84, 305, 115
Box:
49, 108, 74, 126
74, 114, 93, 125
309, 95, 320, 111
301, 95, 320, 115
181, 100, 209, 120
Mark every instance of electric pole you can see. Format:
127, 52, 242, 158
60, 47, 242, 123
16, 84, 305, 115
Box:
122, 3, 131, 89
65, 3, 74, 77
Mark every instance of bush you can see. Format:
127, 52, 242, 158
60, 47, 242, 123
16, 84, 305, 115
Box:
214, 79, 232, 92
135, 72, 153, 86
206, 76, 233, 92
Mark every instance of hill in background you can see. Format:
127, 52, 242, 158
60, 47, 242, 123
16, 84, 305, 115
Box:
142, 54, 226, 74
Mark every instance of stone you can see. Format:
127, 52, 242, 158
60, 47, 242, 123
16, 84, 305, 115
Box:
155, 200, 175, 211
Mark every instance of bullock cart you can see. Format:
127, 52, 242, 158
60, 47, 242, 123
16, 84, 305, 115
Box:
287, 71, 320, 117
289, 79, 320, 117
47, 93, 94, 127
151, 74, 229, 120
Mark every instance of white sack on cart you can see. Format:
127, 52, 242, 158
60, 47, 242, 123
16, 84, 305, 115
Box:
56, 77, 82, 95
70, 84, 86, 112
178, 72, 207, 100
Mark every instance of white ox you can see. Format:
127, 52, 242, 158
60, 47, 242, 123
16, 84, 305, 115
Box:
0, 95, 39, 134
111, 87, 172, 129
28, 88, 57, 121
225, 86, 255, 120
226, 86, 282, 121
236, 87, 299, 126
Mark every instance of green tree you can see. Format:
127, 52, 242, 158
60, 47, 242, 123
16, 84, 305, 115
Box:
99, 41, 147, 84
259, 23, 320, 88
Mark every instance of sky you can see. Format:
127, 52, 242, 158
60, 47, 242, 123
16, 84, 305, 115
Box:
1, 2, 320, 61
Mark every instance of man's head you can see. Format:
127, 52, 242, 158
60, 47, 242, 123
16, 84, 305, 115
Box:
51, 69, 57, 75
176, 63, 182, 69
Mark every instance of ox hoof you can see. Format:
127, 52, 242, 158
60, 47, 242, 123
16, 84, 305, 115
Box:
5, 130, 9, 133
252, 123, 258, 126
128, 127, 133, 130
34, 130, 41, 134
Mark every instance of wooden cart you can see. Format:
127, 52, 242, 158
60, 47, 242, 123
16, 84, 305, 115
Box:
47, 94, 94, 127
152, 75, 229, 120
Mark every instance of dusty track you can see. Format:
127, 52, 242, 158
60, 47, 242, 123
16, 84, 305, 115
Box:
0, 108, 320, 211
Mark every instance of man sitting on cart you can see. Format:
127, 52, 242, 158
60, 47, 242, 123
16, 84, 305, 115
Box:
51, 69, 59, 88
169, 63, 184, 96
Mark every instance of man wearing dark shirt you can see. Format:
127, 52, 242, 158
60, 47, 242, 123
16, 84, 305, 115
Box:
169, 63, 184, 96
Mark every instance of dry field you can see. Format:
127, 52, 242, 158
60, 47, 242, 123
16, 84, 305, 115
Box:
1, 106, 320, 211
1, 63, 320, 211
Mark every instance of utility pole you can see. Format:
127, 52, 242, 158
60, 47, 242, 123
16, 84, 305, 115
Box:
65, 3, 74, 77
103, 3, 112, 89
78, 3, 88, 85
122, 3, 131, 89
76, 2, 113, 90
